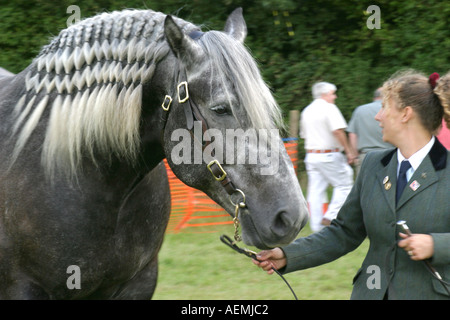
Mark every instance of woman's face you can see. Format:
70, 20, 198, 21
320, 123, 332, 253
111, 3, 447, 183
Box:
375, 97, 404, 145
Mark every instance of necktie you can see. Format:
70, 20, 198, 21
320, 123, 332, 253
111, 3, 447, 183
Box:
396, 160, 411, 204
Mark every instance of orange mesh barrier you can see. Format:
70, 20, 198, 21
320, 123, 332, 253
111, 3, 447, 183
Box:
284, 141, 298, 173
164, 160, 232, 233
164, 140, 300, 233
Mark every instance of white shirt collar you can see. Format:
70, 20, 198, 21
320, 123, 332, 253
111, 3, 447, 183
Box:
397, 136, 435, 179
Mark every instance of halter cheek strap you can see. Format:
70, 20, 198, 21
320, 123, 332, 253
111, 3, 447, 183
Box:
160, 30, 204, 130
159, 29, 242, 197
159, 64, 239, 197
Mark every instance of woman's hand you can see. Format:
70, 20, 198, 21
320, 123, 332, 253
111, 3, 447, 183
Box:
398, 233, 434, 261
252, 248, 287, 275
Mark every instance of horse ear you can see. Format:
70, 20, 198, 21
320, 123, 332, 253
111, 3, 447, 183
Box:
224, 7, 247, 43
164, 15, 204, 66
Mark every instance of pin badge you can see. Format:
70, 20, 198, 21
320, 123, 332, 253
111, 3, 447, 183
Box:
421, 173, 427, 179
410, 180, 420, 191
383, 176, 391, 190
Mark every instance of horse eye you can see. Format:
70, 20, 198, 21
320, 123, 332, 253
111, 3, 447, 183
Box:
211, 105, 230, 115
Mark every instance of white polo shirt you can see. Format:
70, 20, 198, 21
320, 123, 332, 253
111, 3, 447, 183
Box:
300, 98, 348, 150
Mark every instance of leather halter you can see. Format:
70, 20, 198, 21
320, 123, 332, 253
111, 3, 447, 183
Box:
160, 31, 240, 197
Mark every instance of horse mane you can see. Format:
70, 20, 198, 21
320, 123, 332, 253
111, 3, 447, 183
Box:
11, 9, 198, 177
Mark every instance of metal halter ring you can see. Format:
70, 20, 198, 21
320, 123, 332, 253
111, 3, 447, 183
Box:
207, 160, 227, 181
161, 95, 172, 111
177, 81, 189, 103
229, 189, 246, 208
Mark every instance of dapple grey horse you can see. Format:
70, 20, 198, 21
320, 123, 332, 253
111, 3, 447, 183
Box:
0, 8, 308, 299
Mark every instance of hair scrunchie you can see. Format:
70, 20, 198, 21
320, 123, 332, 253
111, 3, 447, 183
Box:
429, 72, 440, 89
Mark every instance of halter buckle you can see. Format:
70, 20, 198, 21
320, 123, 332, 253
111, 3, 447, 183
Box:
161, 95, 172, 111
177, 81, 189, 103
207, 159, 227, 181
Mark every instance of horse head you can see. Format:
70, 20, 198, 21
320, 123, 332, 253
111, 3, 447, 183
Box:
160, 9, 308, 249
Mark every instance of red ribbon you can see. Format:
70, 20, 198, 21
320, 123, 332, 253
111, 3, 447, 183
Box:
429, 72, 440, 89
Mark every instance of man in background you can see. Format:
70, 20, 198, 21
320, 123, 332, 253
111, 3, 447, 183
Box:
300, 82, 356, 232
347, 88, 394, 175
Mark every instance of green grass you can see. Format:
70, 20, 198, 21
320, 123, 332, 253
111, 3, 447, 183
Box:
153, 223, 369, 300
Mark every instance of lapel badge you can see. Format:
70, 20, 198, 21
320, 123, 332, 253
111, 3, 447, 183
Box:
421, 172, 427, 179
410, 180, 420, 191
383, 176, 391, 190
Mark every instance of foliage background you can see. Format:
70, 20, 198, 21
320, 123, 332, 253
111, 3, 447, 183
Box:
1, 0, 449, 123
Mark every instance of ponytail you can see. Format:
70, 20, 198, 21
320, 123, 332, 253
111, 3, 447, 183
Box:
434, 72, 450, 129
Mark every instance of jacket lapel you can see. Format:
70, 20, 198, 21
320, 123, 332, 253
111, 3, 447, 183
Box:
396, 138, 447, 209
377, 150, 398, 215
376, 139, 447, 213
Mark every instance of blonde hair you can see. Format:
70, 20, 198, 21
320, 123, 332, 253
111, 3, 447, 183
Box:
434, 71, 450, 129
381, 69, 447, 132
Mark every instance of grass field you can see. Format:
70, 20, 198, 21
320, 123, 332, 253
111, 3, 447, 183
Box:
153, 223, 369, 300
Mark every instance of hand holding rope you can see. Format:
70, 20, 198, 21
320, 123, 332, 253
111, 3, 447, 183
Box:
220, 234, 298, 300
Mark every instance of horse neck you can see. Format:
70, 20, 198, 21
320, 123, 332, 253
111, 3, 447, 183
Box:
99, 99, 167, 186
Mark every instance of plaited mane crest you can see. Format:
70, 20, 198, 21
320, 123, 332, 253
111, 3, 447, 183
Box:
11, 10, 198, 177
11, 9, 282, 179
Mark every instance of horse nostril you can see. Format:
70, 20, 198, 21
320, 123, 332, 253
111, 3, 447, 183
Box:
270, 210, 293, 238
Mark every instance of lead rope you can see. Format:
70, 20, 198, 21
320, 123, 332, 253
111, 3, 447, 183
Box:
220, 233, 298, 300
221, 193, 298, 300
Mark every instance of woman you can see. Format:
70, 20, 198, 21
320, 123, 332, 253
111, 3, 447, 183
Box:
253, 70, 450, 299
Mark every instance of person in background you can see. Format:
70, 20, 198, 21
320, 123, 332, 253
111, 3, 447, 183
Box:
347, 88, 394, 175
299, 82, 356, 232
254, 70, 449, 300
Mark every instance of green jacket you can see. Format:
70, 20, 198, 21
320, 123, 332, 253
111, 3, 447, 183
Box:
281, 139, 449, 299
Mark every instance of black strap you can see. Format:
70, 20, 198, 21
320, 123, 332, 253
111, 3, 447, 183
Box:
220, 235, 298, 300
183, 103, 194, 130
209, 161, 237, 195
161, 59, 238, 197
220, 234, 257, 259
